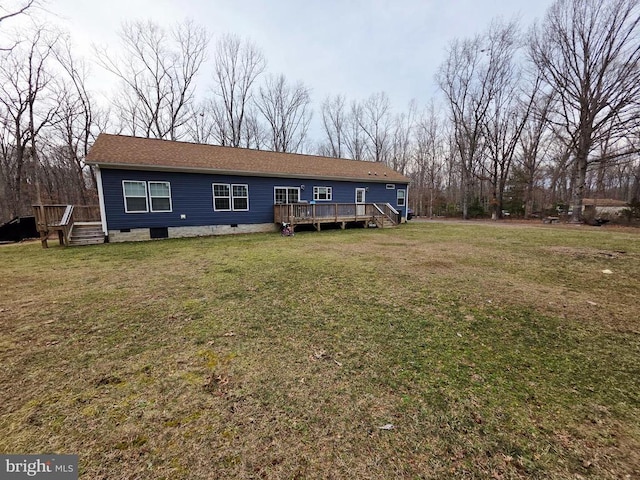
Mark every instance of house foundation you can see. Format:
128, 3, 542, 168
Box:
107, 223, 278, 242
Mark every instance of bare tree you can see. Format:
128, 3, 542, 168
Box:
52, 38, 107, 202
318, 94, 347, 158
209, 34, 266, 147
0, 109, 15, 220
0, 0, 38, 52
0, 25, 59, 219
437, 28, 506, 219
0, 0, 36, 25
530, 0, 640, 222
479, 20, 535, 219
344, 100, 367, 161
357, 91, 392, 163
518, 84, 555, 217
411, 103, 444, 217
185, 100, 217, 145
631, 154, 640, 200
190, 98, 265, 150
95, 19, 209, 140
208, 98, 232, 146
255, 74, 312, 153
239, 106, 265, 149
389, 100, 417, 173
440, 125, 463, 214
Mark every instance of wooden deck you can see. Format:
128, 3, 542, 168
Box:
274, 203, 400, 231
33, 205, 102, 247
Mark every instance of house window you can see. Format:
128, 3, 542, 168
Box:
386, 184, 396, 190
149, 181, 172, 212
213, 184, 231, 211
313, 186, 332, 201
274, 187, 300, 204
123, 181, 148, 213
397, 189, 406, 207
232, 184, 249, 211
213, 183, 249, 211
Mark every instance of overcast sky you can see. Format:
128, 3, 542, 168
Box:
41, 0, 556, 134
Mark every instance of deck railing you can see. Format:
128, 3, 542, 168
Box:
274, 203, 398, 230
373, 203, 401, 227
33, 204, 101, 247
72, 205, 101, 223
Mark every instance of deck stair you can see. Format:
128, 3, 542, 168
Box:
69, 222, 105, 246
33, 204, 101, 247
372, 203, 400, 228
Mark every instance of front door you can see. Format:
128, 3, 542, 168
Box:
355, 188, 366, 216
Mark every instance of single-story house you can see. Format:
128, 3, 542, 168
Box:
85, 134, 411, 242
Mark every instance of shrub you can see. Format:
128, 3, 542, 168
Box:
468, 197, 486, 218
619, 198, 640, 224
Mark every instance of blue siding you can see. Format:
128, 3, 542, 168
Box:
101, 168, 408, 230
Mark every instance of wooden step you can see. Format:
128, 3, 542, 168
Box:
69, 237, 105, 246
71, 230, 103, 238
69, 223, 105, 246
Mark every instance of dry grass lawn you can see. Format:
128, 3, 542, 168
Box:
1, 221, 639, 479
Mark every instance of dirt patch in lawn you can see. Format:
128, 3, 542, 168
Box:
544, 246, 631, 259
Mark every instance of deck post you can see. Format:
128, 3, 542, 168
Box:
36, 204, 48, 248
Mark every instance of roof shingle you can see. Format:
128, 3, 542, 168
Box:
86, 134, 410, 183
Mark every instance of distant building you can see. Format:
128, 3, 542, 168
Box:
580, 198, 628, 217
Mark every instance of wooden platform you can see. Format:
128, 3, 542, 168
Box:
33, 205, 102, 247
274, 203, 399, 231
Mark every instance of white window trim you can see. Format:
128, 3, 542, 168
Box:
213, 183, 232, 211
232, 183, 249, 211
386, 184, 396, 190
397, 189, 406, 207
123, 180, 148, 213
313, 186, 332, 201
213, 183, 250, 211
274, 186, 301, 204
149, 181, 173, 212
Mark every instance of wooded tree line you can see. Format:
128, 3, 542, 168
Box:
1, 0, 639, 224
434, 0, 640, 221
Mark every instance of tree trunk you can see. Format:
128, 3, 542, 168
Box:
570, 157, 587, 223
524, 177, 534, 218
461, 172, 470, 220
